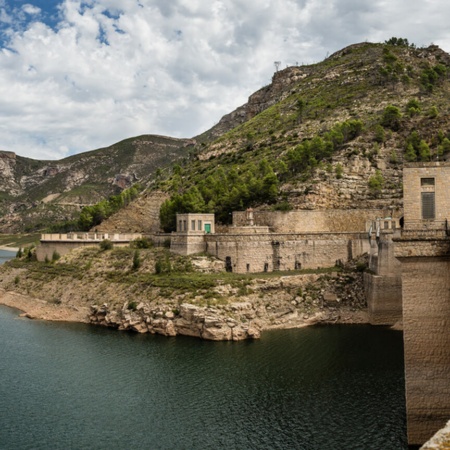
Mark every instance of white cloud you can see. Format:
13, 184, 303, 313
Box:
0, 0, 450, 159
22, 4, 42, 16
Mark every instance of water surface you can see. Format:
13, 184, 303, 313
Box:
0, 305, 406, 449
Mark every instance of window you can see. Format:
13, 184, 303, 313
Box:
183, 220, 187, 231
178, 220, 182, 232
198, 220, 202, 230
421, 178, 435, 220
191, 220, 195, 231
421, 178, 435, 187
422, 192, 435, 219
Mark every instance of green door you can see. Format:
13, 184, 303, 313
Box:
204, 223, 211, 234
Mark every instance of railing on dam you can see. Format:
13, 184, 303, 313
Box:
40, 232, 143, 242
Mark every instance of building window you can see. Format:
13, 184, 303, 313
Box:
246, 264, 250, 272
421, 178, 435, 187
178, 220, 182, 232
191, 220, 195, 231
183, 220, 187, 231
198, 220, 202, 230
422, 192, 435, 219
421, 178, 435, 220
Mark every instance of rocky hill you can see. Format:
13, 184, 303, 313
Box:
147, 40, 450, 232
0, 135, 194, 232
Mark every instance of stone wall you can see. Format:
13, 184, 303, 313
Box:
395, 238, 450, 445
364, 230, 403, 325
232, 208, 393, 233
205, 232, 369, 273
403, 162, 450, 230
170, 233, 207, 256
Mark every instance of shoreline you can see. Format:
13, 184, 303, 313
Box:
0, 289, 90, 323
0, 246, 19, 252
0, 288, 373, 339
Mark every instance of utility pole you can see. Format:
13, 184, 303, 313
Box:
274, 61, 281, 72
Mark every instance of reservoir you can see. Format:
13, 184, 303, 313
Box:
0, 252, 407, 449
0, 309, 406, 449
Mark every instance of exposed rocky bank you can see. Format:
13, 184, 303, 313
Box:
0, 247, 369, 340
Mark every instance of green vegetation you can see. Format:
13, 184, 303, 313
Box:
78, 184, 142, 231
368, 170, 384, 196
381, 105, 402, 131
99, 239, 113, 251
132, 250, 141, 271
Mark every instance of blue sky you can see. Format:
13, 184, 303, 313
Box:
1, 0, 450, 160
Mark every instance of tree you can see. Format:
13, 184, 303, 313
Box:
132, 250, 141, 271
404, 143, 417, 162
374, 125, 385, 144
368, 170, 384, 196
418, 140, 431, 161
381, 105, 402, 131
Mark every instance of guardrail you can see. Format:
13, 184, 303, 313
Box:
40, 233, 143, 242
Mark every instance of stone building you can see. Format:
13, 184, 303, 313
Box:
171, 208, 392, 272
394, 162, 450, 445
170, 213, 215, 255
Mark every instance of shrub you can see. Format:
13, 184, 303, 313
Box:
99, 239, 113, 251
52, 250, 61, 262
132, 237, 153, 249
368, 170, 384, 196
428, 106, 438, 118
373, 125, 385, 143
16, 248, 22, 258
132, 250, 141, 271
335, 163, 343, 179
381, 105, 402, 131
272, 201, 293, 211
14, 275, 20, 285
128, 301, 138, 311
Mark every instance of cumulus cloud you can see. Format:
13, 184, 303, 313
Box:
0, 0, 450, 159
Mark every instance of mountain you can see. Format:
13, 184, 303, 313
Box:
3, 40, 450, 234
0, 135, 194, 232
145, 40, 450, 232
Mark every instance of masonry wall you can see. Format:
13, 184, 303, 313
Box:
395, 235, 450, 445
399, 255, 450, 445
205, 232, 369, 273
232, 208, 393, 233
170, 234, 206, 256
403, 162, 450, 228
364, 232, 403, 325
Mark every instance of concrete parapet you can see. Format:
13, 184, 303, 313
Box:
36, 232, 143, 261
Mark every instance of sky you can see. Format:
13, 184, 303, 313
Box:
1, 1, 450, 160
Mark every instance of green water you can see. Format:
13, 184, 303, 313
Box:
0, 304, 406, 449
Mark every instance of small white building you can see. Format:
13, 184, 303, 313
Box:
171, 213, 215, 255
175, 213, 215, 234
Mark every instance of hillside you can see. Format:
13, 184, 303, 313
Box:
0, 135, 194, 232
148, 41, 450, 232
